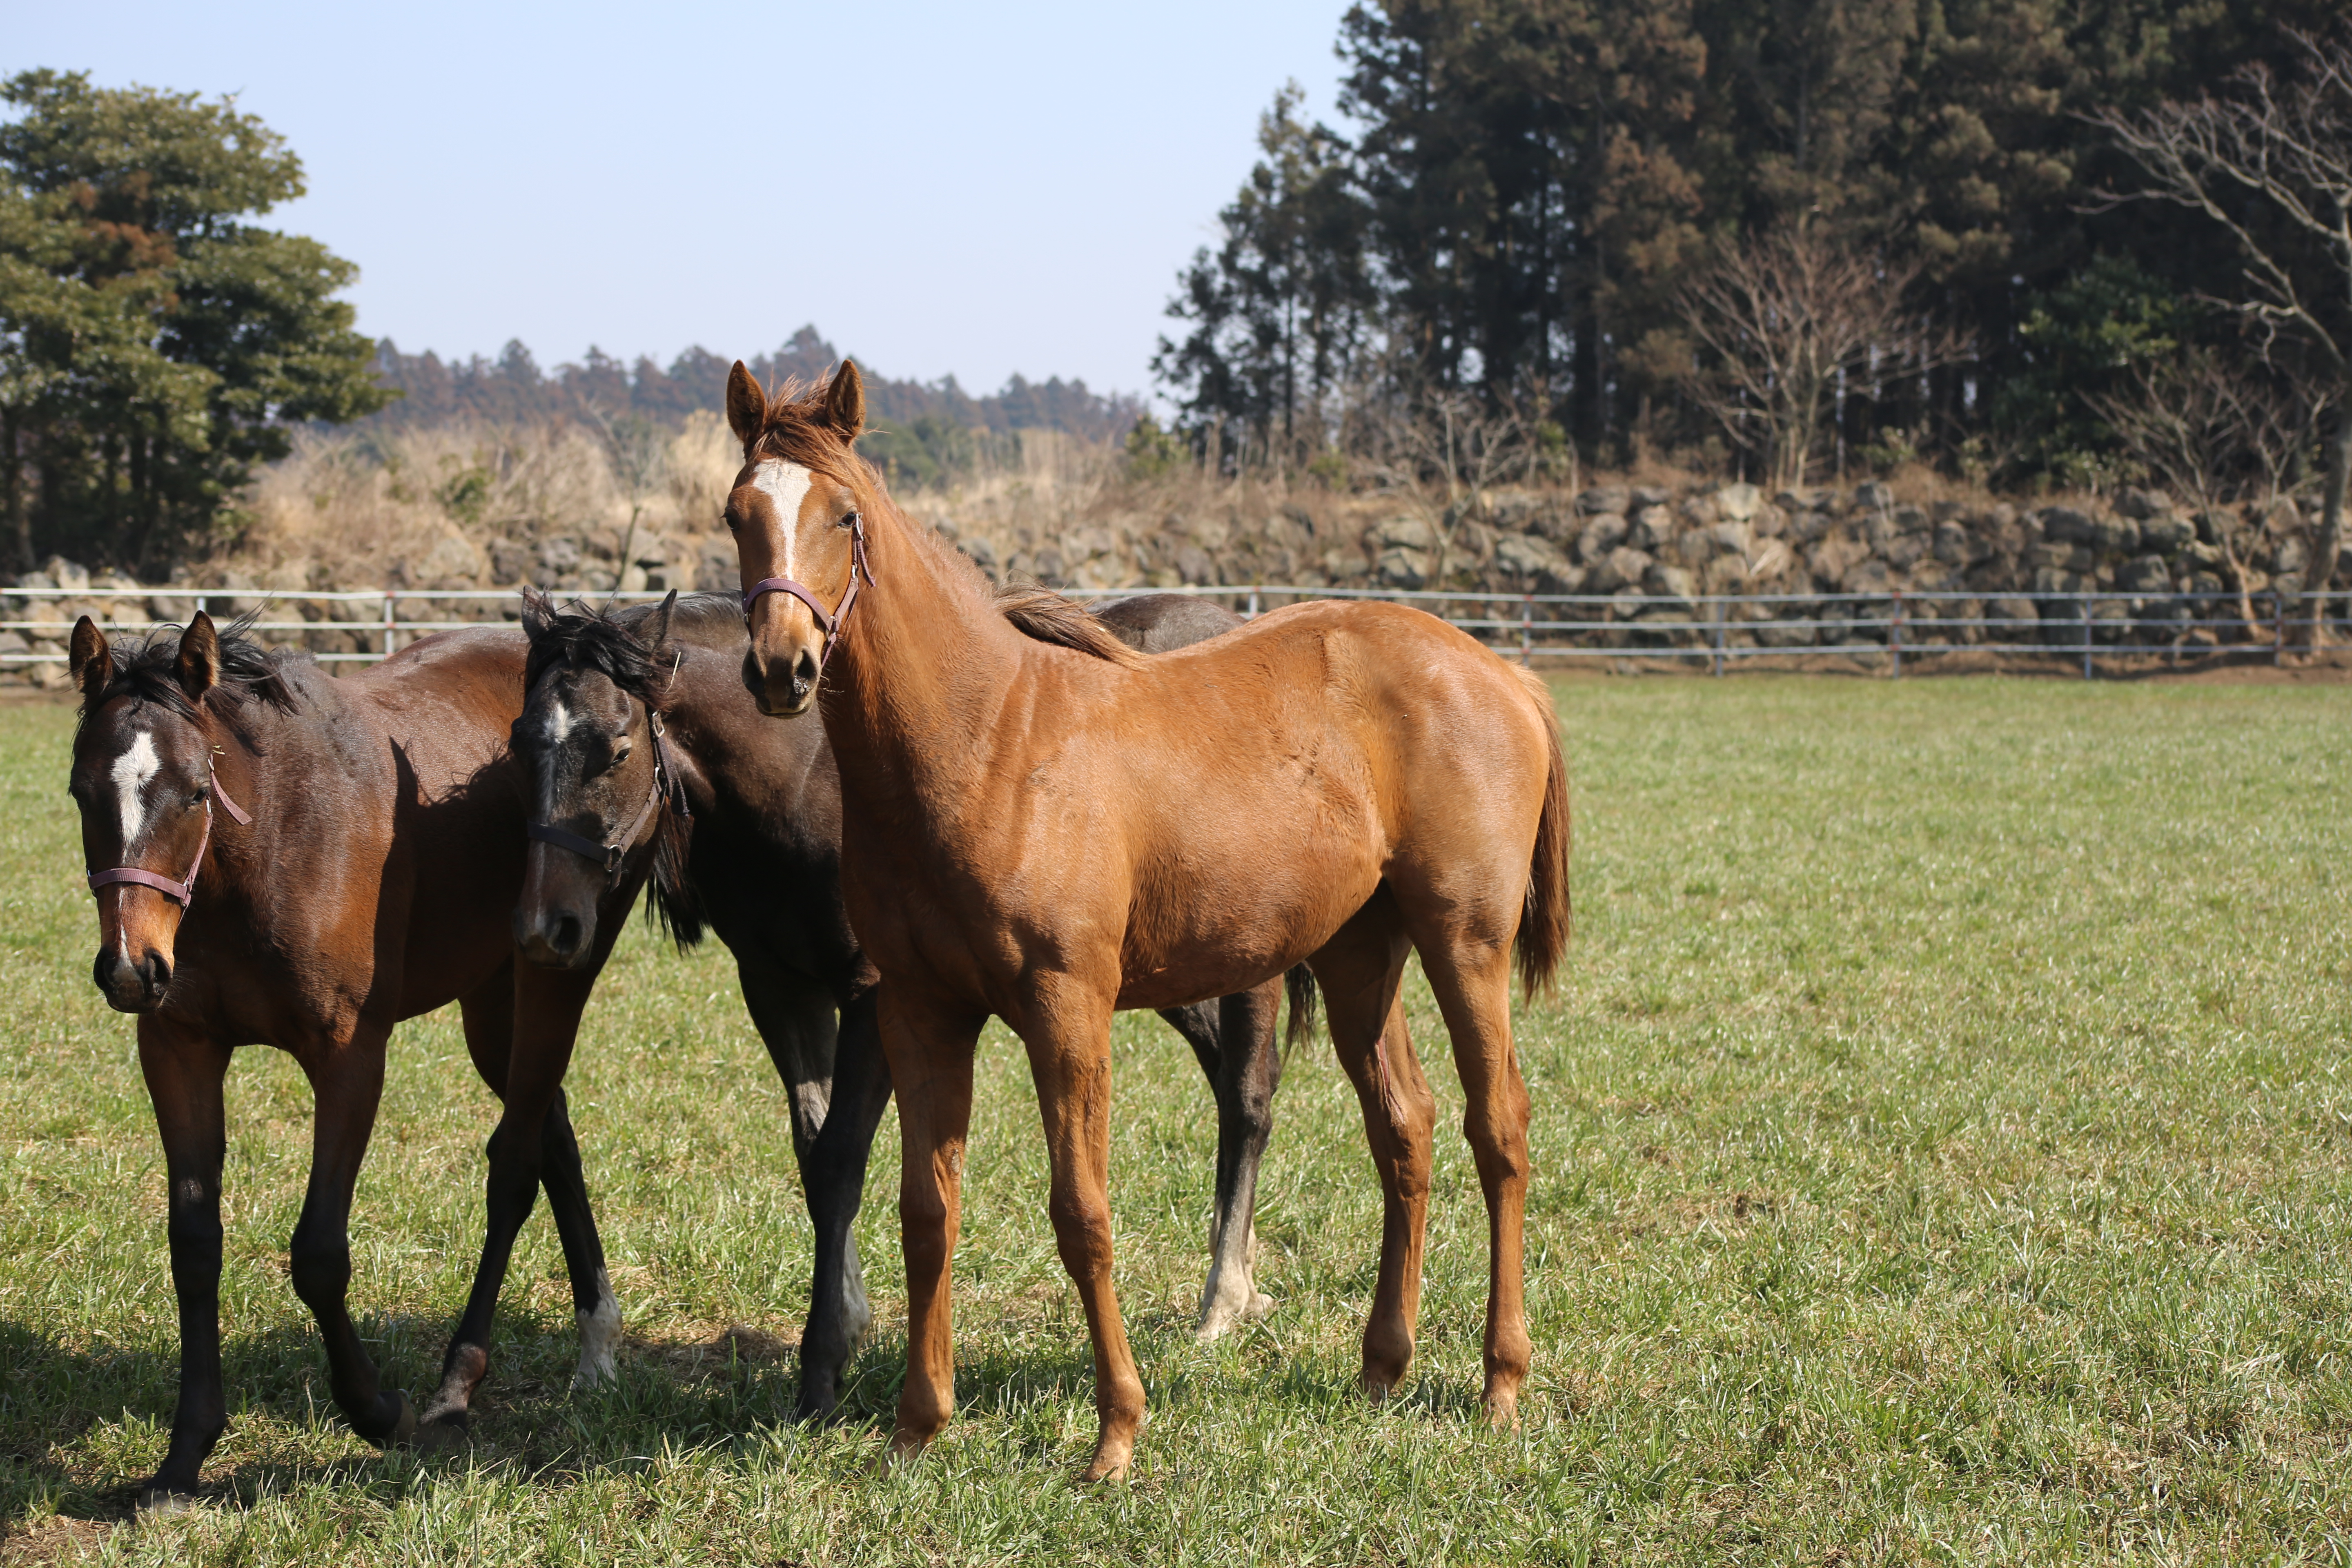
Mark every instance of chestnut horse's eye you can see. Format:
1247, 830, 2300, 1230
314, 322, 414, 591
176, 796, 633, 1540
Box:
840, 510, 861, 530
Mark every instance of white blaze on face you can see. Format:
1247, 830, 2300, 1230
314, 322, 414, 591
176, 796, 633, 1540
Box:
109, 731, 161, 851
751, 460, 815, 583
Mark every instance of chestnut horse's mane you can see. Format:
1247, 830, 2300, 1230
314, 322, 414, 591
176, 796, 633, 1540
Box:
749, 376, 1144, 669
80, 610, 300, 726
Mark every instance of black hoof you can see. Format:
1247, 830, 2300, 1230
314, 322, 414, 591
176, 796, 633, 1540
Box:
136, 1483, 201, 1515
366, 1389, 419, 1449
413, 1412, 470, 1455
794, 1381, 842, 1424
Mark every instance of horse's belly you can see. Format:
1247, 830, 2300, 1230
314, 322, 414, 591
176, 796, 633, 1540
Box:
1113, 850, 1382, 1011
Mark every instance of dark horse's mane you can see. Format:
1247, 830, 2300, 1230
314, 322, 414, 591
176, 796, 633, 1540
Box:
519, 589, 735, 949
79, 610, 301, 728
748, 375, 1144, 668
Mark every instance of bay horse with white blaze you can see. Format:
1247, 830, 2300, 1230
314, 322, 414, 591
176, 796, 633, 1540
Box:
64, 614, 623, 1508
723, 361, 1571, 1481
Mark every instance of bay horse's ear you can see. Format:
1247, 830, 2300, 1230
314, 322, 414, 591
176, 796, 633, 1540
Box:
520, 586, 556, 644
726, 361, 767, 449
175, 612, 222, 704
645, 589, 678, 658
823, 360, 866, 442
69, 616, 110, 710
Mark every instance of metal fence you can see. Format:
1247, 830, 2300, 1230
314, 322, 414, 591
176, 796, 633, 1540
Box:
5, 583, 2345, 679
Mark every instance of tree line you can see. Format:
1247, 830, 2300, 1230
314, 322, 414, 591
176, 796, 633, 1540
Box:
1156, 2, 2352, 533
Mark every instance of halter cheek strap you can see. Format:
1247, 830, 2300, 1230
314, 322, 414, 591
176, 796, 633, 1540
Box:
527, 710, 691, 878
741, 511, 875, 670
87, 760, 252, 911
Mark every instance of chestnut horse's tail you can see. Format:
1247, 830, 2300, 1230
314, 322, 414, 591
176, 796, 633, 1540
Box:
1512, 665, 1572, 998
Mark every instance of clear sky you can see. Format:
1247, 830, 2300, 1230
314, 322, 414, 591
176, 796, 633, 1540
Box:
5, 1, 1354, 398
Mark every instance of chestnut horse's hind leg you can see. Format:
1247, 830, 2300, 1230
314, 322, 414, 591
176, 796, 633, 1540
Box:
795, 984, 893, 1421
878, 987, 986, 1466
1408, 938, 1533, 1428
1309, 890, 1435, 1400
1157, 978, 1285, 1341
134, 1020, 235, 1509
287, 1027, 416, 1450
1014, 979, 1145, 1483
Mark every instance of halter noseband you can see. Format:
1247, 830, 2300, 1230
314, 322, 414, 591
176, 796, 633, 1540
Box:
527, 709, 690, 877
87, 756, 252, 911
741, 510, 875, 670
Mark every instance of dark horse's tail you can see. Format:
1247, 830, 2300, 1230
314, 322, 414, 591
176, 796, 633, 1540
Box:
1512, 665, 1572, 998
1283, 964, 1321, 1054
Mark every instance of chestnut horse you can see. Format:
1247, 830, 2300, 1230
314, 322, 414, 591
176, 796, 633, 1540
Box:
437, 590, 1299, 1425
722, 362, 1570, 1481
64, 614, 622, 1508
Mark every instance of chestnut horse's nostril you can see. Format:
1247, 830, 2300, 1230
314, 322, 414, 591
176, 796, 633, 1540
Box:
145, 953, 172, 995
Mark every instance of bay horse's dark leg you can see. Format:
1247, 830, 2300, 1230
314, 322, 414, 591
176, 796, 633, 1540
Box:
794, 981, 891, 1419
421, 974, 614, 1433
286, 1027, 416, 1449
423, 960, 599, 1439
1308, 888, 1433, 1400
1157, 976, 1285, 1340
134, 1019, 234, 1510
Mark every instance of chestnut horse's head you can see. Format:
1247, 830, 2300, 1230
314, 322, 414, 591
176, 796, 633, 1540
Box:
512, 590, 690, 969
723, 359, 872, 716
66, 614, 272, 1012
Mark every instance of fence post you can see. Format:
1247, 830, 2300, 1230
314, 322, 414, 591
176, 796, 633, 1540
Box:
1247, 588, 1260, 619
1710, 595, 1724, 677
2276, 590, 2286, 666
2081, 593, 2093, 680
383, 591, 396, 659
1521, 593, 1533, 667
1890, 590, 1904, 680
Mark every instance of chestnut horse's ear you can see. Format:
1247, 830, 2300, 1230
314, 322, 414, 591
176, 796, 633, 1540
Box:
823, 360, 866, 442
726, 361, 767, 449
175, 612, 222, 704
644, 589, 678, 659
69, 616, 110, 710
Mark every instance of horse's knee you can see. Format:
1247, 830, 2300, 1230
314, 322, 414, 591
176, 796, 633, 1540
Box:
1047, 1187, 1114, 1270
286, 1231, 352, 1310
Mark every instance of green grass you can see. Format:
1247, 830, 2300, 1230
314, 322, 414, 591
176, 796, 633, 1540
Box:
4, 675, 2352, 1564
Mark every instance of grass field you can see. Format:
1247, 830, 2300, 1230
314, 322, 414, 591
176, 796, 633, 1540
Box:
4, 675, 2352, 1564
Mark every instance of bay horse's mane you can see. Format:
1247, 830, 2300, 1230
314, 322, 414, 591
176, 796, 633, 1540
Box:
518, 588, 735, 948
79, 610, 300, 726
748, 374, 1144, 669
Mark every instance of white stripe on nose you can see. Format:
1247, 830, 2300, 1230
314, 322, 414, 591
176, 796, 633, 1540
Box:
752, 460, 814, 585
110, 731, 160, 851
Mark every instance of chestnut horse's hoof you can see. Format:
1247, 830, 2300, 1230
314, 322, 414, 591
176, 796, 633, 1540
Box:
1481, 1385, 1522, 1430
1078, 1437, 1135, 1485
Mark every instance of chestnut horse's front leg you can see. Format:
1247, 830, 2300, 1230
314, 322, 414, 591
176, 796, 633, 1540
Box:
135, 1019, 234, 1509
287, 1026, 416, 1450
878, 987, 984, 1464
1015, 978, 1143, 1483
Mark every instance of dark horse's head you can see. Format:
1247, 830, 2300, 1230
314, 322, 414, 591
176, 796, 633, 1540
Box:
66, 613, 292, 1011
722, 359, 874, 717
512, 589, 698, 968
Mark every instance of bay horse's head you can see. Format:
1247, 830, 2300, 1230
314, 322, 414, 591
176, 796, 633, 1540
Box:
66, 614, 282, 1012
723, 359, 871, 717
512, 590, 690, 968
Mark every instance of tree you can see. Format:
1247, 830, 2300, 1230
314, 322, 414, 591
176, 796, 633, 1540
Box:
1154, 84, 1371, 471
1675, 221, 1964, 488
2091, 26, 2352, 626
0, 70, 391, 572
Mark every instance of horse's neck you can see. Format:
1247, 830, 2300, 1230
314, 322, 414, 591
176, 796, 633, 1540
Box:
826, 513, 1029, 815
199, 672, 350, 914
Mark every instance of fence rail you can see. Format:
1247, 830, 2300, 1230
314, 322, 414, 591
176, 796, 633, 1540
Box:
3, 584, 2344, 678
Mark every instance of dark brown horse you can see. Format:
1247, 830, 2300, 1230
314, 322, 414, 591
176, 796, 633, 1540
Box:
429, 588, 1299, 1425
64, 614, 622, 1509
723, 361, 1570, 1481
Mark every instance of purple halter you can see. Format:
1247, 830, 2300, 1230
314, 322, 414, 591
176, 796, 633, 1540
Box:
741, 510, 875, 670
87, 757, 252, 910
